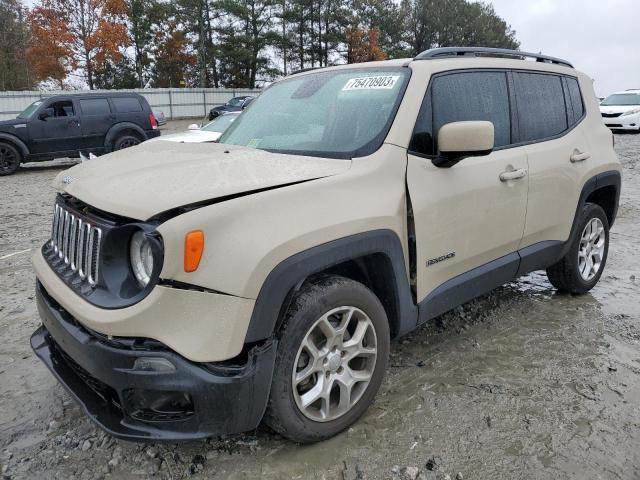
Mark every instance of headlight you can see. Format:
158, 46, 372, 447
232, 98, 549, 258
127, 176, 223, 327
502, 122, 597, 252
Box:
130, 230, 154, 287
621, 107, 640, 117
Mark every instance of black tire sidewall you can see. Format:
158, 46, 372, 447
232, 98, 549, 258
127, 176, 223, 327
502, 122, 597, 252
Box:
566, 203, 610, 292
266, 276, 390, 443
114, 135, 140, 150
0, 143, 21, 176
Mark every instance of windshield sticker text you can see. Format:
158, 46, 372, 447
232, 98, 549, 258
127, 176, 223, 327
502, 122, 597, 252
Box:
342, 75, 400, 91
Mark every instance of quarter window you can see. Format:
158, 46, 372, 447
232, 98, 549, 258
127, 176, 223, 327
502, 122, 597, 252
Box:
411, 71, 511, 156
80, 98, 111, 116
565, 77, 584, 126
513, 73, 567, 142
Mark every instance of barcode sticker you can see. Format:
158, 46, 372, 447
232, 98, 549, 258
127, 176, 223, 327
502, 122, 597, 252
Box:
342, 75, 400, 91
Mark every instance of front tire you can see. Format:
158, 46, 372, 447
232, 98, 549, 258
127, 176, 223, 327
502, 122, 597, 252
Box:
264, 276, 390, 443
546, 203, 609, 294
0, 142, 21, 176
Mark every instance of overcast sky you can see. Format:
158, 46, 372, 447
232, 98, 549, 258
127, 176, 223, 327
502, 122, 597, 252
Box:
489, 0, 639, 97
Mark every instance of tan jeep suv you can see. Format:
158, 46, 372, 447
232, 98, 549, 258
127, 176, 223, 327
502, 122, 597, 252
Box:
31, 47, 621, 443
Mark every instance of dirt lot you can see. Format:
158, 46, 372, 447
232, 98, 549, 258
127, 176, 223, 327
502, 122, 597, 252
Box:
1, 126, 639, 480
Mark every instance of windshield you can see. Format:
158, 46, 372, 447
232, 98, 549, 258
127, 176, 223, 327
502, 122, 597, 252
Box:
227, 97, 244, 107
17, 101, 43, 119
219, 68, 410, 158
202, 114, 238, 133
601, 93, 640, 106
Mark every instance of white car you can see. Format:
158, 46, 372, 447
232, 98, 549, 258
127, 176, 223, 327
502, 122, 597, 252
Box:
155, 112, 240, 143
600, 89, 640, 132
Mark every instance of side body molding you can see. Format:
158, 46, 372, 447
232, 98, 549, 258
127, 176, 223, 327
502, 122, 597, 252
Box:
245, 170, 621, 344
244, 229, 418, 343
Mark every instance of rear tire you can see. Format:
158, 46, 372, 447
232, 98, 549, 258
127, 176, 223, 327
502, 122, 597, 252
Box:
113, 134, 141, 151
546, 203, 609, 294
264, 275, 390, 443
0, 142, 21, 176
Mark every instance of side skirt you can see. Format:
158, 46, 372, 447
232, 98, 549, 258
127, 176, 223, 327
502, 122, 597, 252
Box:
417, 240, 563, 325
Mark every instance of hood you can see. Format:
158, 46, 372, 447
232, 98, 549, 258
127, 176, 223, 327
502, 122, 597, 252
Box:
0, 118, 27, 131
55, 141, 351, 220
150, 130, 222, 144
600, 104, 640, 114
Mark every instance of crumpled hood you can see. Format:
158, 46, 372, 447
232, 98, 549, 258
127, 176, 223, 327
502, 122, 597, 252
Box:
55, 141, 351, 220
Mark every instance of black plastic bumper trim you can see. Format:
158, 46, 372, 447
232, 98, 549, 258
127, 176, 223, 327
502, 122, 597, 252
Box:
31, 282, 276, 441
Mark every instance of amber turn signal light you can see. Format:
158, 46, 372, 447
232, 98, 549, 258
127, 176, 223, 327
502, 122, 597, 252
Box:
184, 230, 204, 272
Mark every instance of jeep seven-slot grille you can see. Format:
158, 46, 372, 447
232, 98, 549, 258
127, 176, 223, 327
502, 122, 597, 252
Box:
50, 203, 102, 286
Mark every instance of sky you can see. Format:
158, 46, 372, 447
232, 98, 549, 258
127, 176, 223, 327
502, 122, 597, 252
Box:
489, 0, 640, 97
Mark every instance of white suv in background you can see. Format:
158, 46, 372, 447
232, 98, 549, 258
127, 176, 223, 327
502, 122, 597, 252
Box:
600, 89, 640, 132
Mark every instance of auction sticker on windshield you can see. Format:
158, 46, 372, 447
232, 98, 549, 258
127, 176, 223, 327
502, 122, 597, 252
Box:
342, 75, 400, 91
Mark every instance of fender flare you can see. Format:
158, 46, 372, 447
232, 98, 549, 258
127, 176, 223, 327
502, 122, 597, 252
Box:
0, 132, 30, 158
104, 122, 147, 152
244, 229, 418, 343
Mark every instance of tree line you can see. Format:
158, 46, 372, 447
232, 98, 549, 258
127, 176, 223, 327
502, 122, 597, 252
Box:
1, 0, 519, 91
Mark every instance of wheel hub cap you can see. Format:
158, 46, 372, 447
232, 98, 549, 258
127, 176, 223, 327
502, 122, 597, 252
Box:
578, 217, 605, 281
292, 306, 378, 422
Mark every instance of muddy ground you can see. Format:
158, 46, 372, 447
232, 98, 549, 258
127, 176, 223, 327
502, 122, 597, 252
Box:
1, 126, 639, 480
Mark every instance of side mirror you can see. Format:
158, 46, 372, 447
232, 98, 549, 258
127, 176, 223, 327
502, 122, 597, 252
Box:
188, 124, 200, 130
38, 111, 50, 121
433, 121, 494, 168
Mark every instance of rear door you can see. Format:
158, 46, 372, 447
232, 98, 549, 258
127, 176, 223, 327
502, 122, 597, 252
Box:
28, 98, 82, 155
407, 70, 529, 304
78, 97, 113, 150
514, 72, 591, 249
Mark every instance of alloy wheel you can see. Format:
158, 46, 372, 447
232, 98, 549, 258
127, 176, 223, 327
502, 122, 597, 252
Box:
578, 217, 606, 281
292, 306, 378, 422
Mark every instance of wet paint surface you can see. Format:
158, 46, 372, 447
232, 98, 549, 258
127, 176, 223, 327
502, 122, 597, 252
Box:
0, 130, 639, 479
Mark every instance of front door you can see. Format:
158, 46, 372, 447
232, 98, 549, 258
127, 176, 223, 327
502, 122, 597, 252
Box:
406, 70, 529, 309
28, 99, 82, 155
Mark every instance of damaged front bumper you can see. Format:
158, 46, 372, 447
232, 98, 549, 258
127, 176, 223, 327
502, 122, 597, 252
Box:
31, 282, 276, 441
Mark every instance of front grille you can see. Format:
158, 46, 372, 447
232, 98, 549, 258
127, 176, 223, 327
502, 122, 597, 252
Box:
50, 202, 102, 287
606, 124, 623, 128
602, 112, 622, 118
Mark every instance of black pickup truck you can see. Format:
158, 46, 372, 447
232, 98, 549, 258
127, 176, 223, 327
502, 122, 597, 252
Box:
0, 92, 160, 175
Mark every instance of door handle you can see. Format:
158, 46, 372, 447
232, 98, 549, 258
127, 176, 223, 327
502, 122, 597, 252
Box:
499, 168, 527, 182
570, 150, 590, 163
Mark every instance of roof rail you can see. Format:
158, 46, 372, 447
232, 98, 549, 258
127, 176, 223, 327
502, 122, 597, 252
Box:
288, 66, 325, 76
414, 47, 574, 68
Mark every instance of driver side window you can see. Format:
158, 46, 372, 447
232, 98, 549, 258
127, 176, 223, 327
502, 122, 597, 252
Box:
410, 71, 512, 156
43, 100, 74, 118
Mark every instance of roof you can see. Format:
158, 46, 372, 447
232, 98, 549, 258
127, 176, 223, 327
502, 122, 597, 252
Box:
47, 92, 145, 99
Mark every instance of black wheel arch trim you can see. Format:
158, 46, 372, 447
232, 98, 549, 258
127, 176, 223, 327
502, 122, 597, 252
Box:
244, 229, 418, 343
104, 122, 148, 151
245, 170, 621, 343
0, 132, 29, 158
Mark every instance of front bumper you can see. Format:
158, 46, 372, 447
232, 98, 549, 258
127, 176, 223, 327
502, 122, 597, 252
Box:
31, 282, 276, 441
602, 113, 640, 130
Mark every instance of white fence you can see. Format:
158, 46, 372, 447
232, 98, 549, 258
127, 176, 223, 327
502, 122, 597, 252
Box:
0, 88, 261, 121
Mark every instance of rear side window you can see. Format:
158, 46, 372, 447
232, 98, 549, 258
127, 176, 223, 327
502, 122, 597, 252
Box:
112, 97, 143, 113
80, 98, 111, 116
565, 77, 584, 125
411, 71, 511, 155
513, 73, 567, 142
